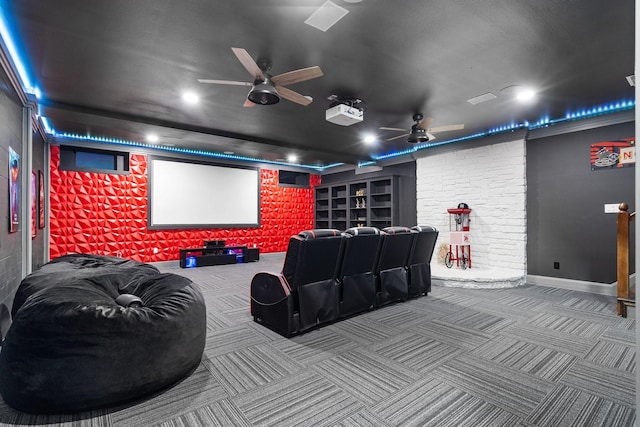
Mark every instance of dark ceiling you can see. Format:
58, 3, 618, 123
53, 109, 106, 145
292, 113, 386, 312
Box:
4, 0, 635, 168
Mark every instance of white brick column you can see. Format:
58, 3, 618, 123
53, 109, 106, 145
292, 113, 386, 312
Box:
416, 139, 526, 273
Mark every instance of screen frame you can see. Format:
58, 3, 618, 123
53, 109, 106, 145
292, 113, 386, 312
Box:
147, 156, 261, 230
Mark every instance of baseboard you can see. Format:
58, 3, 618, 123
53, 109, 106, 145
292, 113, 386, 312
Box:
151, 260, 181, 268
612, 273, 636, 288
526, 274, 617, 296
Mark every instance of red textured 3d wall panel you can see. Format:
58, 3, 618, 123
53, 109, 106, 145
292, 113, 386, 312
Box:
49, 146, 320, 262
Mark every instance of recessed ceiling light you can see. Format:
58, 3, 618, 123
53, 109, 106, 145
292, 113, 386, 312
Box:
363, 133, 376, 144
501, 85, 537, 102
182, 91, 200, 105
146, 134, 159, 143
287, 154, 298, 163
515, 87, 536, 102
500, 85, 521, 96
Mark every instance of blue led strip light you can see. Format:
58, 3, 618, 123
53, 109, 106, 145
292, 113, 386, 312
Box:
50, 97, 639, 170
54, 132, 341, 171
534, 99, 636, 128
373, 99, 635, 162
39, 116, 54, 134
0, 3, 39, 96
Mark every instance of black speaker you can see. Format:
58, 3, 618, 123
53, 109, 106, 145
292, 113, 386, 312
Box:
246, 248, 260, 262
197, 254, 236, 266
204, 240, 225, 249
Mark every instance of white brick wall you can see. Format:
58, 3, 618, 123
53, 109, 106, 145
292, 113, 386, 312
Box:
416, 139, 526, 272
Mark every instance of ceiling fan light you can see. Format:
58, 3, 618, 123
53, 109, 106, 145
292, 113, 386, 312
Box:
247, 79, 280, 105
407, 126, 429, 143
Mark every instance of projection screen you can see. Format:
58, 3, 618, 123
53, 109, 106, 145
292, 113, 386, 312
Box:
148, 157, 260, 229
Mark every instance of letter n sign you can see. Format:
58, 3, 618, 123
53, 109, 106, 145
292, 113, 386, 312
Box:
619, 146, 636, 166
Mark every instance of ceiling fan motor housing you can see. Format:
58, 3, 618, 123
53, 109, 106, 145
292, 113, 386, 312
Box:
407, 125, 429, 143
248, 76, 280, 105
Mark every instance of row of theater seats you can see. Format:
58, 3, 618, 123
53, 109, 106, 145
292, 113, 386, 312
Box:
250, 225, 438, 337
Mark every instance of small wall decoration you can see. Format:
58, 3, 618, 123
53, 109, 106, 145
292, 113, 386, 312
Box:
8, 147, 19, 233
590, 137, 635, 170
38, 170, 45, 229
31, 172, 37, 239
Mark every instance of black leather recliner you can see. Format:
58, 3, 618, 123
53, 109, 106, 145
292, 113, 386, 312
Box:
338, 227, 382, 318
375, 226, 416, 306
250, 229, 344, 336
407, 225, 439, 297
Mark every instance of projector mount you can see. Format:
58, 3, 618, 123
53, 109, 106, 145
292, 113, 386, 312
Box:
327, 95, 367, 112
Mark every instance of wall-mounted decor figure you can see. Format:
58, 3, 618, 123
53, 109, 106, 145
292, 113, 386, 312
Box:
8, 147, 19, 233
38, 170, 45, 229
31, 172, 36, 239
590, 137, 635, 170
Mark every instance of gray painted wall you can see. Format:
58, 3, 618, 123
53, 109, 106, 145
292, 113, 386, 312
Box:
0, 74, 26, 333
31, 131, 46, 271
527, 121, 636, 283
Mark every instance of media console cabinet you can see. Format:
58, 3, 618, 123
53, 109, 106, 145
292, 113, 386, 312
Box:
179, 245, 259, 268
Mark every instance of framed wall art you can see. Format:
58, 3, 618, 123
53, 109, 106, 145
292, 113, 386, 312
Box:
38, 170, 45, 229
31, 171, 36, 239
8, 147, 19, 233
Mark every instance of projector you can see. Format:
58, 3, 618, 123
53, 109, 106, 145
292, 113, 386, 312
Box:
326, 104, 364, 126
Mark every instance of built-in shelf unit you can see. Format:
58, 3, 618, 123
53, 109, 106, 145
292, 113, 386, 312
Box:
314, 176, 400, 230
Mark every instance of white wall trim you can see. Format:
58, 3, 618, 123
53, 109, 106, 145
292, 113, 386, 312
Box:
21, 106, 33, 277
527, 274, 617, 296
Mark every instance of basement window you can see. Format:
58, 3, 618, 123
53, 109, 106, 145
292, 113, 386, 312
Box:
60, 146, 130, 174
278, 170, 310, 188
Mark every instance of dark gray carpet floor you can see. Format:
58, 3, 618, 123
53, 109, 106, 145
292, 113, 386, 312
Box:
0, 253, 635, 426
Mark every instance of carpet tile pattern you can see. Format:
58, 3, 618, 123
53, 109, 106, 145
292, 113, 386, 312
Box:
0, 252, 635, 426
471, 337, 577, 382
370, 333, 461, 373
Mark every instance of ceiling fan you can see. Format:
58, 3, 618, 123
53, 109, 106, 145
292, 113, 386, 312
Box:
380, 113, 464, 143
198, 47, 323, 107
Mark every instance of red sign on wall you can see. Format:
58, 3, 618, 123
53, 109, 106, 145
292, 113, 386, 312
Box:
590, 137, 635, 170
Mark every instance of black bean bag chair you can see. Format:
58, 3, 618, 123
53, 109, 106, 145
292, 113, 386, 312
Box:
10, 253, 162, 318
0, 254, 207, 414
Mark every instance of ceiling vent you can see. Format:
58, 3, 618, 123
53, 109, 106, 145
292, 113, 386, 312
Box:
305, 1, 349, 32
466, 92, 497, 105
626, 74, 635, 87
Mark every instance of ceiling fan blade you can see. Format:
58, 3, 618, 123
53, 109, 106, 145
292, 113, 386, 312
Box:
386, 133, 410, 142
379, 126, 408, 132
197, 79, 252, 86
243, 99, 255, 107
428, 123, 465, 133
427, 132, 436, 140
276, 86, 312, 106
416, 116, 434, 130
231, 47, 265, 80
272, 66, 323, 86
